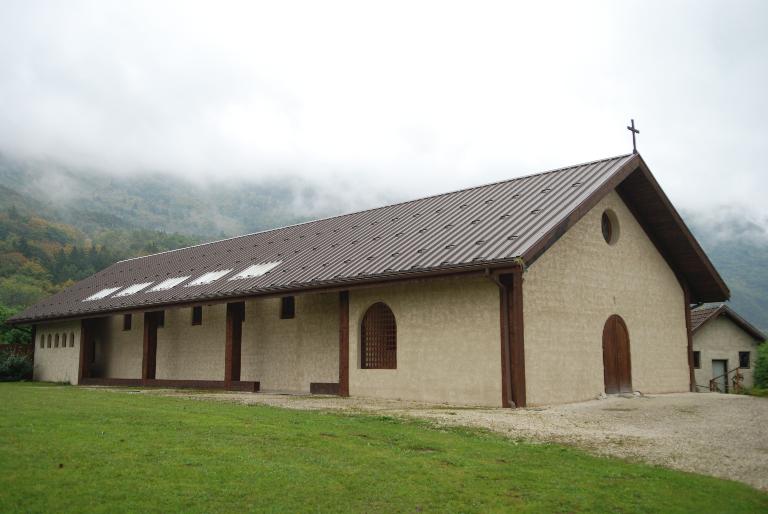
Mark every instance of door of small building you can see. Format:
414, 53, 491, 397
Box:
602, 315, 633, 394
712, 359, 728, 393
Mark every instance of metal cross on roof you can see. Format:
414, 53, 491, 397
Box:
627, 119, 640, 154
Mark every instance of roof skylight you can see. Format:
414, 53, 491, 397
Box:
185, 270, 233, 287
229, 261, 281, 281
83, 287, 122, 302
113, 282, 153, 297
149, 276, 191, 292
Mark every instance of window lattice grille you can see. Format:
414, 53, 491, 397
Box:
361, 302, 397, 369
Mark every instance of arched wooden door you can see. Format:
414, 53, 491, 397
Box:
602, 315, 632, 394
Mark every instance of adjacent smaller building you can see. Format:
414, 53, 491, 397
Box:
691, 305, 766, 392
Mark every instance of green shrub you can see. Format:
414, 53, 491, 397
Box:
754, 343, 768, 389
746, 387, 768, 398
0, 352, 32, 381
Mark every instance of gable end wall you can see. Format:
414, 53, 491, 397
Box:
523, 190, 689, 405
693, 317, 762, 389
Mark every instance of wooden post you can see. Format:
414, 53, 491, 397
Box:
509, 268, 526, 408
338, 291, 350, 397
499, 270, 526, 408
142, 312, 159, 381
683, 284, 696, 392
225, 302, 244, 385
30, 324, 36, 380
498, 275, 513, 408
78, 318, 93, 384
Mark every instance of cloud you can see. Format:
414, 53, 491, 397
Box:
0, 0, 766, 218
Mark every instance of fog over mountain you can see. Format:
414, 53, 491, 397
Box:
0, 1, 767, 222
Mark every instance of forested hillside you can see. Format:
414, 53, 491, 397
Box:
0, 154, 765, 344
0, 191, 201, 343
0, 154, 321, 343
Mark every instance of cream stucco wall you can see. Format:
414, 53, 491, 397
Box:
156, 304, 226, 380
349, 275, 501, 406
33, 320, 80, 384
92, 315, 143, 379
693, 317, 762, 390
523, 190, 689, 406
241, 294, 338, 392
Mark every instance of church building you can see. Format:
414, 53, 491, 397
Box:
10, 153, 729, 407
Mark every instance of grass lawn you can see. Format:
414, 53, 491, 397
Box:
1, 383, 765, 513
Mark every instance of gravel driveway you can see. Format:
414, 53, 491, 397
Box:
104, 388, 768, 491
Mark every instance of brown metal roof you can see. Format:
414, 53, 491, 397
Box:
691, 304, 766, 341
9, 153, 729, 324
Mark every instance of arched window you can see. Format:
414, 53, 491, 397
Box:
69, 332, 75, 347
39, 334, 44, 349
54, 334, 59, 348
47, 334, 52, 348
361, 302, 397, 369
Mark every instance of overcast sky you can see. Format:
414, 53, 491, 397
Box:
0, 1, 766, 222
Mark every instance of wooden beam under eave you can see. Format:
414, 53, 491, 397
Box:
338, 291, 350, 397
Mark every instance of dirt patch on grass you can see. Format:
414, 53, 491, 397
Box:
92, 387, 768, 491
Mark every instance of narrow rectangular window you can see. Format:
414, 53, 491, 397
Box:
280, 296, 295, 319
693, 351, 701, 369
192, 306, 203, 325
123, 314, 132, 331
739, 351, 750, 368
157, 311, 165, 328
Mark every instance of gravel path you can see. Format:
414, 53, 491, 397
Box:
101, 388, 768, 491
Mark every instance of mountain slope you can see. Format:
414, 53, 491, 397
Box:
686, 213, 768, 334
0, 154, 325, 238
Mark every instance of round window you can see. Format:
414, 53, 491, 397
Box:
601, 210, 619, 245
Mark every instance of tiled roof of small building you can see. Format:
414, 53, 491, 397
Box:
691, 304, 766, 341
10, 153, 729, 323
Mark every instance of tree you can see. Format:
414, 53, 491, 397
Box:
0, 305, 32, 345
754, 343, 768, 389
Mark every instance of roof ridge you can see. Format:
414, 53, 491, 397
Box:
117, 152, 634, 264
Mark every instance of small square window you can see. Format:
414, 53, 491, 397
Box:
280, 296, 295, 319
192, 306, 203, 326
693, 351, 701, 369
123, 314, 132, 331
739, 351, 750, 369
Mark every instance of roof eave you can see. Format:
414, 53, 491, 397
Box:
6, 258, 524, 326
521, 153, 729, 304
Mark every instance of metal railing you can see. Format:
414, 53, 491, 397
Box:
708, 366, 745, 394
